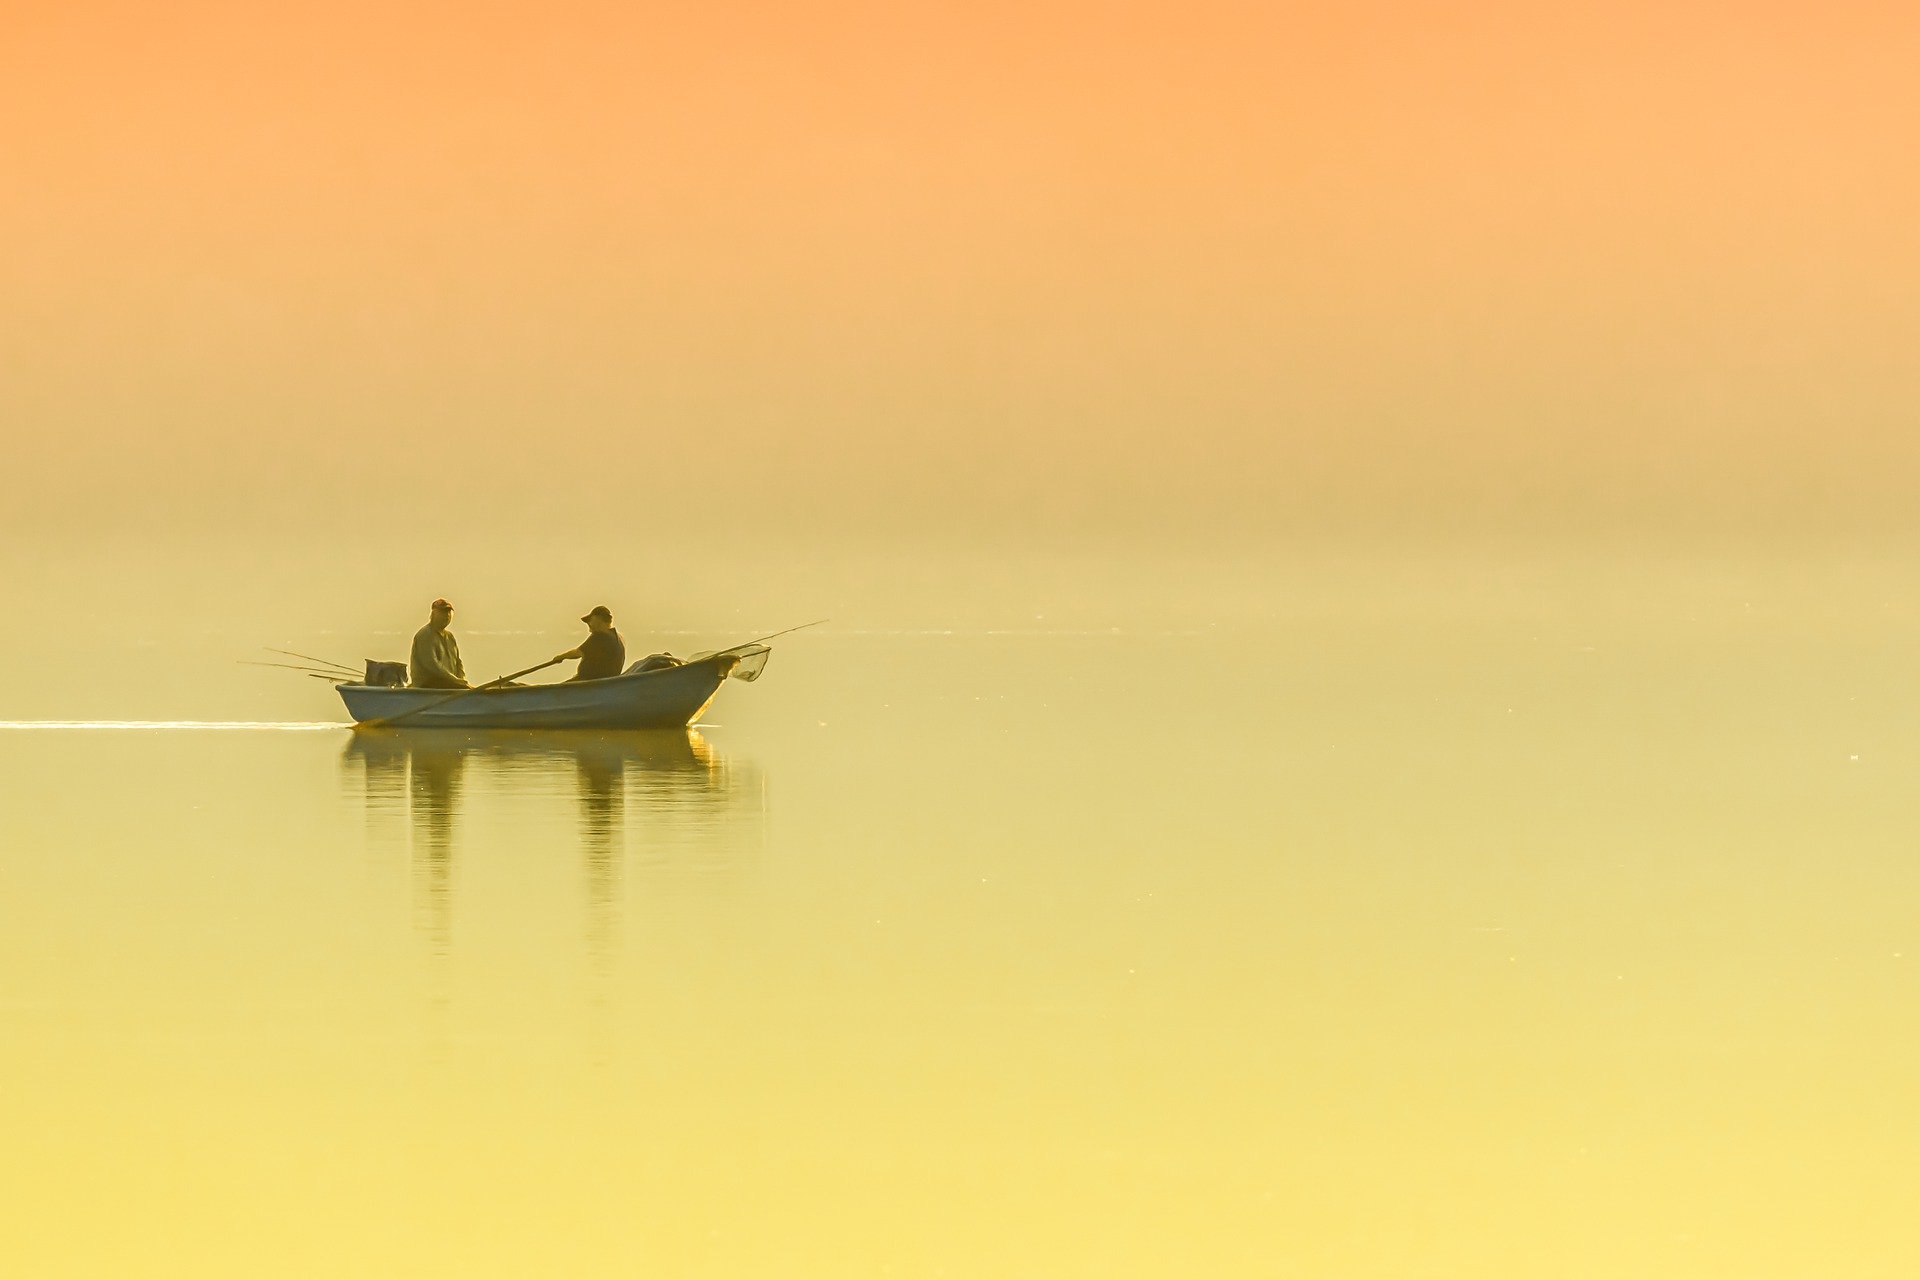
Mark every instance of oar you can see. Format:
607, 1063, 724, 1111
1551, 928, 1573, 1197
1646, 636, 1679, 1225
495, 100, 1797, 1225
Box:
360, 659, 564, 730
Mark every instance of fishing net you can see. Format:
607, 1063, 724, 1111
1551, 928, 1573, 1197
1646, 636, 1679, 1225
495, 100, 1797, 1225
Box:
679, 643, 772, 681
725, 644, 772, 682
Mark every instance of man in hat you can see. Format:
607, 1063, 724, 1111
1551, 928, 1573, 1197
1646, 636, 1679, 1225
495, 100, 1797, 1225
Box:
410, 598, 470, 689
554, 605, 628, 681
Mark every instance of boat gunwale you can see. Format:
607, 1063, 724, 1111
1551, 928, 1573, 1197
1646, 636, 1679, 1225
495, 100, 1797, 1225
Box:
335, 654, 732, 697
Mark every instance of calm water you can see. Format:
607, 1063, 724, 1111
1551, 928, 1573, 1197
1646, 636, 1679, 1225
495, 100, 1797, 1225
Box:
5, 557, 1920, 1276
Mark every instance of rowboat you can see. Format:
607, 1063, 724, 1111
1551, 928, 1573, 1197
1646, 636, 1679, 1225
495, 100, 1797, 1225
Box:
337, 651, 765, 730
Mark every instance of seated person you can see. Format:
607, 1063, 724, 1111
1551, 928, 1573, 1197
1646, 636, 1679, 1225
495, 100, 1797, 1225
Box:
409, 599, 470, 689
554, 605, 627, 681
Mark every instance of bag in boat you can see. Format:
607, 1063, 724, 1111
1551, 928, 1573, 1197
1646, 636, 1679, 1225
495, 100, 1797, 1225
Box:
364, 659, 409, 687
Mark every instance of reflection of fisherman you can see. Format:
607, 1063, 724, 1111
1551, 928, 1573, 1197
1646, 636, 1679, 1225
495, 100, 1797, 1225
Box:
555, 605, 627, 681
410, 598, 470, 689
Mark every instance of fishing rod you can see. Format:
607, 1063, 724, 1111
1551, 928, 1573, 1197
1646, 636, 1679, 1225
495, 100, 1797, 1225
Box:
241, 659, 360, 677
265, 647, 359, 674
715, 619, 829, 653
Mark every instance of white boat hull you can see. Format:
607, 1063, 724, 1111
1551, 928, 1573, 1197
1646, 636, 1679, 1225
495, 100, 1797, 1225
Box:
337, 656, 735, 730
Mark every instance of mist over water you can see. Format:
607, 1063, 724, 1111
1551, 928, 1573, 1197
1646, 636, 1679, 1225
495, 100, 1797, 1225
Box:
9, 0, 1920, 1270
4, 535, 1919, 1275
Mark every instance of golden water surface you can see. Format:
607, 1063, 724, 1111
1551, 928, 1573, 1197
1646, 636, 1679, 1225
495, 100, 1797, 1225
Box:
4, 546, 1918, 1276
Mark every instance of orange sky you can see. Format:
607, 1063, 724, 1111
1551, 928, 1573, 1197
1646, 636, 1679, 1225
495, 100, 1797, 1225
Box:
4, 1, 1919, 544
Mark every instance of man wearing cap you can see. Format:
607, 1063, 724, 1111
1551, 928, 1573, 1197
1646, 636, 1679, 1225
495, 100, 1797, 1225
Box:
555, 605, 627, 681
410, 599, 470, 689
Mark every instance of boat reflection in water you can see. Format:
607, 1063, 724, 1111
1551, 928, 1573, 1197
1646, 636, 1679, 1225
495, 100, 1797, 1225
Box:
341, 728, 763, 961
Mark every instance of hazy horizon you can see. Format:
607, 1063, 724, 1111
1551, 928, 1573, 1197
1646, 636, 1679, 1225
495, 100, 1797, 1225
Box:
7, 5, 1920, 1276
